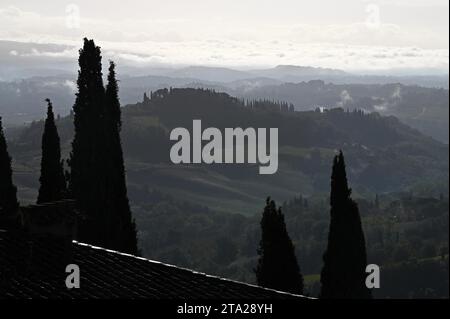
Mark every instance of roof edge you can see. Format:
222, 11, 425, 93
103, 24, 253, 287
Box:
73, 240, 314, 299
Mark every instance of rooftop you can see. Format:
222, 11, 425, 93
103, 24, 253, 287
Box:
0, 229, 308, 299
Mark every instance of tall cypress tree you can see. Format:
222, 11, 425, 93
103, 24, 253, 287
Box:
69, 39, 137, 254
255, 197, 304, 295
37, 99, 67, 204
106, 61, 122, 129
69, 38, 108, 246
320, 151, 371, 299
0, 117, 19, 228
104, 61, 138, 254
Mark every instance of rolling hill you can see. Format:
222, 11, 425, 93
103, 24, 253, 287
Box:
8, 88, 448, 216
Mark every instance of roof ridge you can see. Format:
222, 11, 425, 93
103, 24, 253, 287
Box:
73, 240, 313, 299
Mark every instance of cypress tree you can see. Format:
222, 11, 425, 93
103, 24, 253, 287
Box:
255, 197, 304, 295
0, 117, 19, 228
69, 39, 138, 254
104, 61, 138, 254
69, 38, 107, 246
37, 99, 67, 204
106, 61, 122, 129
320, 151, 371, 299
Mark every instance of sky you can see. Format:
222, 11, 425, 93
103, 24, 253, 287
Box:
0, 0, 448, 73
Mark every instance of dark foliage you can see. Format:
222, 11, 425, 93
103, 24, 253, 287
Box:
69, 38, 106, 247
69, 39, 137, 254
320, 151, 371, 298
0, 117, 19, 228
104, 60, 138, 254
37, 99, 67, 203
255, 197, 304, 294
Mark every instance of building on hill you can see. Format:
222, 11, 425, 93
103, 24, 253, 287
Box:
0, 201, 310, 299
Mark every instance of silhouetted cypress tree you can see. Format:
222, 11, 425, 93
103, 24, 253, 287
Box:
106, 61, 122, 129
0, 117, 19, 228
37, 99, 67, 204
105, 61, 138, 254
69, 38, 108, 246
320, 151, 371, 299
69, 39, 138, 254
255, 197, 304, 295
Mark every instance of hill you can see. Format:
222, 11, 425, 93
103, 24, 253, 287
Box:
1, 72, 448, 143
9, 88, 449, 215
235, 81, 449, 143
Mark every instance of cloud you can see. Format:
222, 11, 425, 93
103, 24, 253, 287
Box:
287, 22, 447, 49
63, 80, 76, 92
337, 90, 353, 108
391, 86, 402, 99
373, 102, 388, 111
372, 86, 402, 112
0, 5, 448, 73
369, 0, 449, 7
2, 39, 448, 73
20, 48, 78, 58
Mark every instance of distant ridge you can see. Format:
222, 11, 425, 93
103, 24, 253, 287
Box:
252, 65, 349, 78
167, 66, 253, 82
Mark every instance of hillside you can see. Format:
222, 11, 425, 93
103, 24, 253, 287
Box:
236, 81, 450, 143
9, 88, 449, 215
1, 73, 448, 143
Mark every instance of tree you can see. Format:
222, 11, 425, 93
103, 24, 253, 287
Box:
69, 38, 107, 247
143, 92, 150, 103
37, 99, 67, 203
104, 60, 138, 254
106, 61, 122, 129
374, 193, 380, 210
69, 39, 138, 254
0, 117, 19, 228
320, 151, 371, 299
255, 197, 304, 295
69, 37, 105, 202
